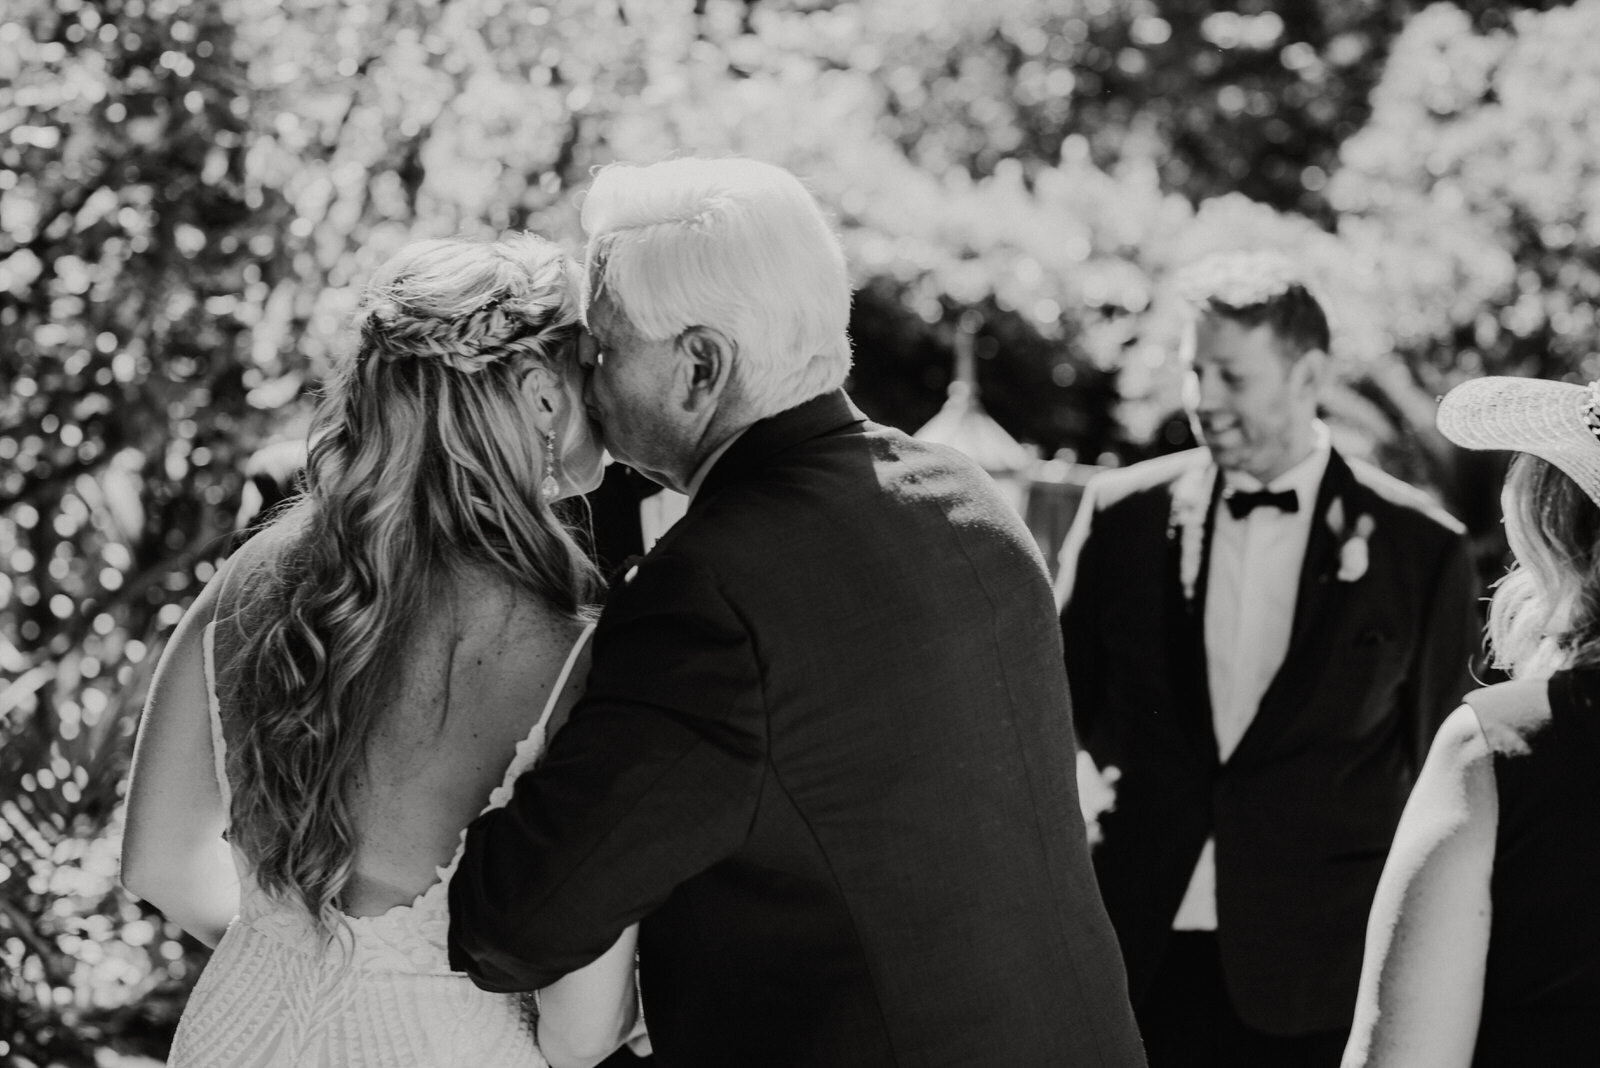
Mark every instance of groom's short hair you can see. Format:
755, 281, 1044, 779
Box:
580, 157, 853, 419
1177, 250, 1331, 362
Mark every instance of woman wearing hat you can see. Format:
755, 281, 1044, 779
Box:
1343, 377, 1600, 1066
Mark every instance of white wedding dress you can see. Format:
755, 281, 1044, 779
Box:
166, 622, 596, 1067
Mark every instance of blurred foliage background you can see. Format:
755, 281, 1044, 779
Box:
3, 0, 1597, 1061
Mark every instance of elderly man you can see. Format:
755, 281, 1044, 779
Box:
448, 158, 1145, 1066
1057, 252, 1479, 1066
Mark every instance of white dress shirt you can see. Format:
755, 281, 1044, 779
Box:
1172, 424, 1331, 931
638, 488, 688, 553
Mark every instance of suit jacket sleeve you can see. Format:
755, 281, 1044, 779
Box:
447, 552, 765, 991
1401, 529, 1480, 771
1057, 480, 1105, 744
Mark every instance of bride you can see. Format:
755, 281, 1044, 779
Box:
121, 233, 639, 1066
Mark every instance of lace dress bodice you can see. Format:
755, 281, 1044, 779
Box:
166, 622, 594, 1067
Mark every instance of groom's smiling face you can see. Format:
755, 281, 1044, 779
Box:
582, 291, 693, 488
1184, 313, 1320, 485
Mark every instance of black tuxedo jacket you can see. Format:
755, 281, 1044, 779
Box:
1058, 446, 1478, 1037
449, 391, 1146, 1067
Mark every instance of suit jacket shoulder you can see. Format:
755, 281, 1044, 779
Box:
1053, 449, 1205, 605
1345, 455, 1466, 538
659, 419, 1030, 588
1083, 448, 1209, 516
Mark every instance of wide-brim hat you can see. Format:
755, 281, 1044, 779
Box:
1436, 376, 1600, 507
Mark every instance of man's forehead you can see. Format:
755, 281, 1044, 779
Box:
1187, 315, 1282, 361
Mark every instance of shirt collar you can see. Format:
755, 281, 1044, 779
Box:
687, 390, 865, 509
686, 428, 748, 503
1222, 420, 1331, 500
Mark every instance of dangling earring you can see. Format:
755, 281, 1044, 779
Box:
540, 429, 560, 502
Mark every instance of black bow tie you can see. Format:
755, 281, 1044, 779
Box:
1225, 487, 1299, 520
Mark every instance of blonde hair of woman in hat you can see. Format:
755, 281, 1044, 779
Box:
1343, 376, 1600, 1068
121, 234, 642, 1067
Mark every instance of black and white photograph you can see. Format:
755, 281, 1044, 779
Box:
4, 0, 1600, 1064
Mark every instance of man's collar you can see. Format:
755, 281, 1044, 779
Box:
690, 390, 865, 508
686, 429, 747, 503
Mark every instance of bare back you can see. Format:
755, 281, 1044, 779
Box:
173, 542, 612, 1066
215, 532, 591, 918
341, 571, 589, 915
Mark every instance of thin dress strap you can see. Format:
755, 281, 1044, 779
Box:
202, 621, 232, 819
202, 547, 263, 827
539, 622, 596, 734
437, 621, 598, 896
490, 621, 596, 799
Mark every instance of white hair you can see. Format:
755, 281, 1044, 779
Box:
580, 158, 852, 419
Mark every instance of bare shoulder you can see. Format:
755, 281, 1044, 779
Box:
229, 509, 305, 568
1429, 703, 1498, 777
212, 515, 305, 617
1460, 677, 1551, 760
1384, 703, 1499, 879
1408, 703, 1501, 847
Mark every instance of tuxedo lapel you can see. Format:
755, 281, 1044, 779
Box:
1287, 449, 1354, 656
1227, 449, 1357, 768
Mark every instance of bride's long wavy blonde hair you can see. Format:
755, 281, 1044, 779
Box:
222, 233, 601, 932
1488, 454, 1600, 678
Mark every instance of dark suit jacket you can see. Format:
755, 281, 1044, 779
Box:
581, 461, 662, 578
1058, 446, 1478, 1037
448, 390, 1146, 1067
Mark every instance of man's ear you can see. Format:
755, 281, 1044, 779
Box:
1294, 347, 1329, 397
519, 364, 562, 434
674, 326, 735, 414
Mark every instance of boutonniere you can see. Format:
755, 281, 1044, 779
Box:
1168, 462, 1217, 606
1325, 498, 1375, 583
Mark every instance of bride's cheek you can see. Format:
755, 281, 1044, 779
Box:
562, 424, 603, 491
564, 412, 595, 464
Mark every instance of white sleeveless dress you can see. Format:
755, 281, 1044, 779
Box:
167, 622, 596, 1068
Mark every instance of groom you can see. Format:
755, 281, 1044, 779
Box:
1057, 252, 1478, 1065
448, 158, 1145, 1066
